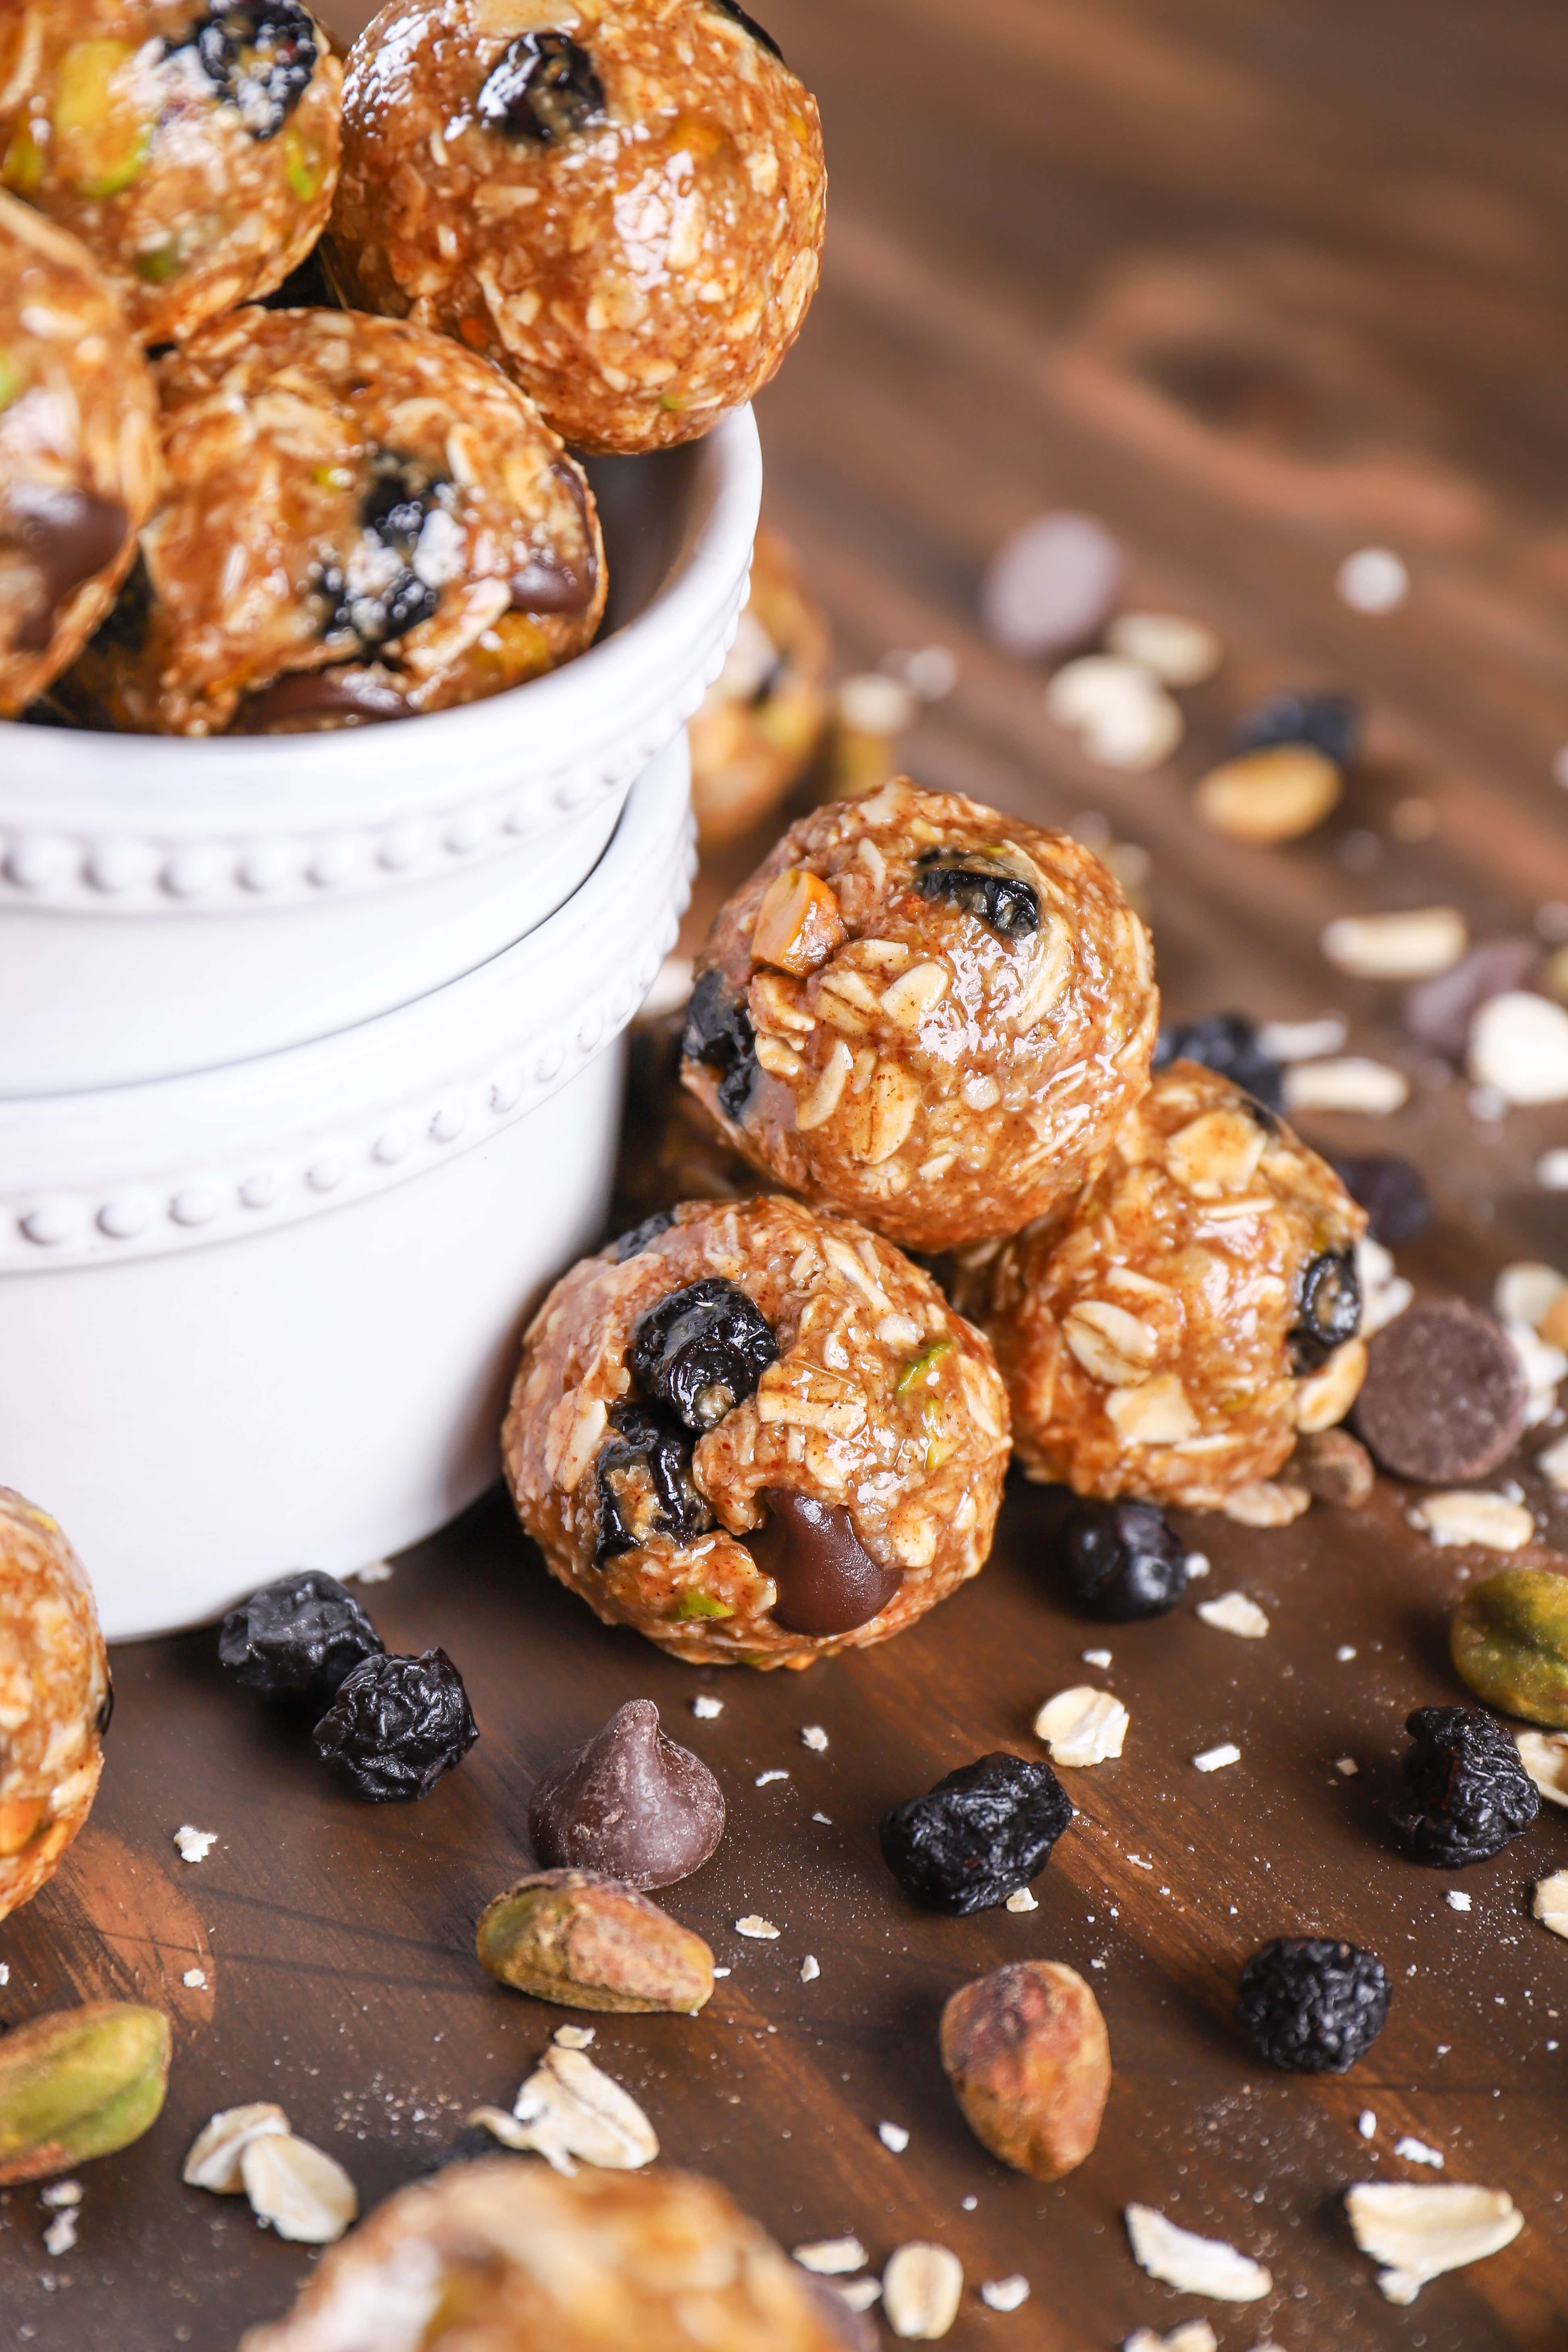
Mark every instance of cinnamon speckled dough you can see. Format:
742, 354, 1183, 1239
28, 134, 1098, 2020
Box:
681, 780, 1160, 1254
66, 304, 605, 734
239, 2161, 873, 2352
0, 0, 342, 345
0, 1489, 110, 1925
0, 194, 158, 716
965, 1061, 1368, 1509
329, 0, 826, 454
502, 1195, 1009, 1670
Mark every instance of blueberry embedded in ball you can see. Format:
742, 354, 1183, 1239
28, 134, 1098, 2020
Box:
1059, 1500, 1189, 1622
1238, 1937, 1389, 2073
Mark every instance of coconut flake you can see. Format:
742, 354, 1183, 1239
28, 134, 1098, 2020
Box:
1033, 1685, 1129, 1767
1196, 1593, 1270, 1640
1124, 2204, 1271, 2301
1345, 2181, 1522, 2303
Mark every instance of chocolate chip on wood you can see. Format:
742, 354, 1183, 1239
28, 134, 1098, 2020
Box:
527, 1700, 724, 1889
1353, 1300, 1528, 1484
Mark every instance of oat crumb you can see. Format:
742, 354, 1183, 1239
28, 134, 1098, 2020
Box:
1358, 2110, 1377, 2140
1005, 1887, 1038, 1913
800, 1724, 829, 1751
877, 2121, 910, 2153
1193, 1743, 1241, 1773
1447, 1891, 1472, 1913
800, 1955, 820, 1983
174, 1826, 218, 1864
691, 1695, 724, 1719
1335, 1756, 1360, 1777
182, 1968, 207, 1988
735, 1916, 780, 1940
755, 1769, 789, 1786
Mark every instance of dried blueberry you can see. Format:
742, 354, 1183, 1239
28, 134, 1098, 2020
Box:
1332, 1152, 1432, 1248
477, 31, 605, 144
218, 1570, 385, 1713
1233, 689, 1359, 769
708, 0, 785, 62
1152, 1012, 1283, 1115
1289, 1248, 1361, 1371
914, 856, 1039, 939
611, 1210, 675, 1262
189, 1, 319, 139
313, 1648, 478, 1801
1060, 1499, 1187, 1621
1392, 1703, 1539, 1867
96, 1678, 114, 1738
880, 1753, 1073, 1915
1237, 1937, 1389, 2073
320, 451, 451, 650
631, 1278, 777, 1431
682, 969, 759, 1123
595, 1403, 714, 1562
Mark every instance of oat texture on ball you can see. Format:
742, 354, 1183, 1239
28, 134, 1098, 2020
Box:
329, 0, 826, 454
0, 1488, 111, 1924
502, 1195, 1010, 1669
63, 304, 605, 734
968, 1061, 1367, 1509
680, 780, 1160, 1254
0, 0, 343, 346
0, 193, 159, 717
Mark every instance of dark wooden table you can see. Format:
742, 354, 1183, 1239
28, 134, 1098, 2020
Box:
6, 2, 1568, 2344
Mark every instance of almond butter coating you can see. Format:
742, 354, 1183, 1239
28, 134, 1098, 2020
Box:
476, 1867, 716, 2013
940, 1960, 1109, 2182
0, 1487, 110, 1925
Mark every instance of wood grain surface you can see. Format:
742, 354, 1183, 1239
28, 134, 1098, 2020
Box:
6, 2, 1568, 2346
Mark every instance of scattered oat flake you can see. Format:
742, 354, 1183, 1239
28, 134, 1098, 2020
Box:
1337, 545, 1409, 613
882, 2241, 963, 2340
735, 1915, 780, 1939
800, 1955, 820, 1982
1005, 1888, 1038, 1913
1395, 2137, 1445, 2169
184, 2105, 292, 2194
1124, 2327, 1217, 2352
1183, 1551, 1210, 1578
1336, 1644, 1357, 1661
1124, 2204, 1271, 2301
182, 1967, 207, 1988
553, 2024, 595, 2048
712, 1965, 731, 1978
691, 1695, 723, 1718
1408, 1491, 1534, 1550
1335, 1756, 1360, 1777
1346, 2181, 1522, 2304
1127, 1853, 1153, 1870
348, 1559, 393, 1583
1532, 1869, 1568, 1939
1535, 1433, 1568, 1492
836, 2277, 882, 2313
40, 2183, 81, 2209
1283, 1056, 1410, 1115
174, 1825, 217, 1863
980, 2275, 1030, 2312
1516, 1730, 1568, 1807
800, 1724, 828, 1751
1359, 2111, 1377, 2141
485, 2048, 657, 2176
0, 1963, 8, 1985
794, 2236, 869, 2275
42, 2211, 77, 2258
1197, 1593, 1269, 1639
755, 1769, 789, 1786
1446, 1891, 1472, 1913
1034, 1684, 1129, 1767
878, 2121, 910, 2153
1192, 1743, 1241, 1773
241, 2134, 358, 2243
811, 1811, 832, 1825
1082, 1647, 1113, 1668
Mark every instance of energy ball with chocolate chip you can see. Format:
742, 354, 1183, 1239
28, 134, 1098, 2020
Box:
0, 1, 342, 347
681, 780, 1160, 1254
329, 0, 826, 456
0, 1489, 111, 1925
972, 1061, 1367, 1510
64, 305, 604, 734
0, 194, 158, 717
502, 1194, 1010, 1670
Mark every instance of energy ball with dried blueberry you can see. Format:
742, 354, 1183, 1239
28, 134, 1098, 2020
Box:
969, 1061, 1367, 1511
218, 1571, 384, 1714
62, 308, 605, 736
1060, 1499, 1187, 1620
682, 780, 1158, 1253
1153, 1011, 1283, 1115
1238, 1938, 1389, 2073
880, 1753, 1073, 1915
0, 0, 341, 346
313, 1649, 478, 1802
0, 1487, 110, 1927
1392, 1704, 1539, 1867
502, 1194, 1010, 1669
330, 0, 825, 455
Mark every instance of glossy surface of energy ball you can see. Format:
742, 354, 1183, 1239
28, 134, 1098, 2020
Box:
238, 2159, 872, 2352
330, 0, 825, 454
0, 0, 342, 345
0, 1489, 111, 1924
0, 193, 158, 716
681, 780, 1159, 1252
66, 305, 605, 734
502, 1194, 1009, 1670
689, 529, 830, 847
975, 1061, 1367, 1509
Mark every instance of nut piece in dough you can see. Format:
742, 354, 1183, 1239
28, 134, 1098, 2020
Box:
330, 0, 826, 456
971, 1061, 1366, 1508
501, 1194, 1010, 1669
0, 1488, 110, 1924
0, 1, 342, 345
689, 531, 831, 848
64, 304, 604, 734
0, 193, 158, 716
237, 2157, 874, 2350
682, 780, 1159, 1253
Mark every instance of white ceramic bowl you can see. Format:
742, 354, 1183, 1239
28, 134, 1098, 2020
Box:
0, 735, 695, 1641
0, 412, 759, 1096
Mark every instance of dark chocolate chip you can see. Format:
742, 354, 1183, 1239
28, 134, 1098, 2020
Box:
90, 548, 154, 654
477, 31, 605, 144
593, 1402, 714, 1562
708, 0, 785, 62
1353, 1299, 1528, 1484
527, 1697, 725, 1888
231, 668, 410, 732
914, 857, 1039, 939
1403, 939, 1542, 1062
1232, 689, 1359, 769
682, 969, 759, 1123
511, 548, 593, 615
748, 1489, 902, 1635
1331, 1153, 1433, 1248
1289, 1247, 1362, 1372
4, 485, 129, 651
630, 1278, 777, 1432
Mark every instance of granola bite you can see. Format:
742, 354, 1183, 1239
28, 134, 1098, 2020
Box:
969, 1061, 1368, 1509
680, 780, 1159, 1253
65, 304, 605, 734
0, 1489, 111, 1925
0, 193, 158, 717
329, 0, 826, 455
0, 1, 342, 346
239, 2159, 872, 2351
501, 1195, 1009, 1669
689, 529, 830, 848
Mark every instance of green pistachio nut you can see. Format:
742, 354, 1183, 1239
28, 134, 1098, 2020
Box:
476, 1868, 715, 2014
0, 2002, 171, 2184
1450, 1567, 1568, 1728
